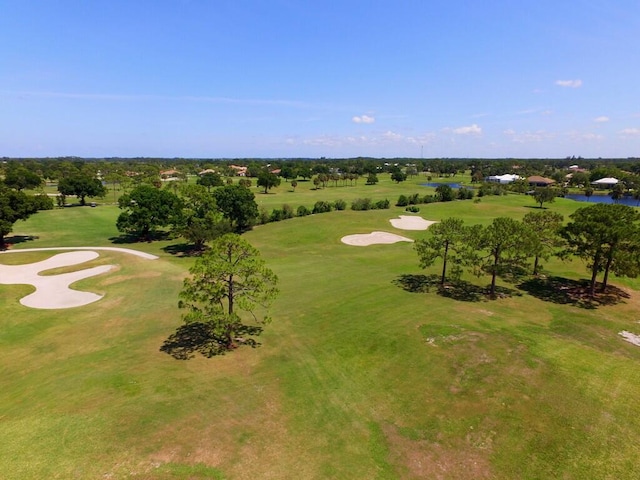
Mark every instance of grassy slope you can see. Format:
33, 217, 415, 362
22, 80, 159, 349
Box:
2, 178, 640, 479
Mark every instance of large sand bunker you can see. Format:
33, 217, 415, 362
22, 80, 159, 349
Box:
0, 247, 158, 309
341, 231, 413, 246
389, 215, 437, 230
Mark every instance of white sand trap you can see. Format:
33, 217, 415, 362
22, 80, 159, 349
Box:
619, 331, 640, 347
1, 246, 158, 260
341, 231, 413, 246
389, 215, 438, 230
0, 251, 114, 309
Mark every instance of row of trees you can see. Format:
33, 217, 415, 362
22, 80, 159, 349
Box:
415, 204, 640, 298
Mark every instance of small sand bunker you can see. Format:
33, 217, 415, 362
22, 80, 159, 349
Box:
0, 251, 113, 309
619, 331, 640, 347
341, 231, 413, 246
390, 215, 438, 230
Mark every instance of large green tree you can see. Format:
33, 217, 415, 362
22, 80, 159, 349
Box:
522, 210, 564, 275
532, 187, 558, 209
3, 165, 43, 191
257, 171, 281, 193
175, 184, 231, 249
0, 185, 38, 248
213, 185, 259, 233
414, 218, 468, 285
472, 217, 533, 298
178, 233, 279, 352
196, 172, 224, 192
116, 184, 183, 240
57, 174, 107, 205
561, 204, 640, 296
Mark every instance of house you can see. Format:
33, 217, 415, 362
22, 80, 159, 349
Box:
527, 175, 556, 187
198, 169, 217, 176
485, 174, 521, 184
592, 177, 619, 188
160, 169, 180, 180
229, 165, 248, 177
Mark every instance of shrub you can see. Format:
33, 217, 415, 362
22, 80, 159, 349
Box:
423, 194, 437, 204
312, 200, 333, 214
351, 198, 372, 211
297, 205, 311, 216
334, 199, 347, 211
32, 193, 54, 210
405, 205, 420, 213
281, 204, 294, 219
457, 187, 474, 200
374, 199, 390, 209
258, 207, 270, 224
408, 193, 421, 205
396, 195, 409, 207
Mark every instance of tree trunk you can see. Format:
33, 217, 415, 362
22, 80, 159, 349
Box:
601, 246, 615, 292
533, 255, 540, 276
0, 234, 5, 250
589, 250, 601, 297
490, 250, 499, 298
441, 242, 449, 285
227, 274, 234, 315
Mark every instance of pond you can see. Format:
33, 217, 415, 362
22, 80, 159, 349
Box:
564, 193, 639, 207
421, 182, 464, 189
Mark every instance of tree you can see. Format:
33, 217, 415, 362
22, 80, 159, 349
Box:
390, 168, 407, 183
116, 184, 183, 240
532, 187, 557, 208
213, 184, 259, 233
58, 174, 107, 206
175, 184, 231, 249
610, 183, 625, 203
561, 204, 640, 296
472, 217, 532, 298
290, 180, 298, 192
522, 210, 564, 275
257, 171, 281, 194
435, 184, 454, 202
197, 172, 224, 192
178, 233, 279, 352
366, 173, 379, 185
414, 218, 468, 285
584, 186, 594, 201
0, 185, 38, 249
3, 165, 43, 191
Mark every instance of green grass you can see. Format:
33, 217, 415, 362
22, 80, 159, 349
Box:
2, 184, 640, 479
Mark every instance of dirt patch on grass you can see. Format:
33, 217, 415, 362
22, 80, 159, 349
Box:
100, 269, 160, 286
383, 424, 494, 479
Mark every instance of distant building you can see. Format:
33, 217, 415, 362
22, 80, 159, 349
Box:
527, 175, 556, 187
229, 165, 248, 177
485, 174, 521, 184
592, 177, 619, 188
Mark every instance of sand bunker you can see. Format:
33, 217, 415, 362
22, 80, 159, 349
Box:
341, 231, 413, 246
389, 215, 438, 230
0, 247, 158, 309
619, 331, 640, 347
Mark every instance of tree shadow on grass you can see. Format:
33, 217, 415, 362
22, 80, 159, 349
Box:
162, 243, 205, 257
518, 276, 630, 309
2, 235, 39, 249
160, 322, 263, 360
393, 274, 519, 302
109, 231, 173, 244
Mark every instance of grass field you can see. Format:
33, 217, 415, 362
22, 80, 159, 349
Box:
2, 177, 640, 479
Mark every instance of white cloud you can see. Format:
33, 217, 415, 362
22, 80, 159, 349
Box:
555, 79, 583, 88
619, 128, 640, 136
594, 116, 610, 123
352, 114, 375, 124
452, 124, 482, 135
504, 129, 554, 143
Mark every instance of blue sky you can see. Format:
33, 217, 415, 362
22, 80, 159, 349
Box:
2, 0, 639, 158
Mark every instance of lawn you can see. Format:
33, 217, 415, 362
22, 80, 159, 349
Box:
2, 180, 640, 479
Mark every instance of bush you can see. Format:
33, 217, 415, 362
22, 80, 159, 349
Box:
351, 198, 372, 211
374, 199, 390, 209
396, 195, 409, 207
423, 194, 437, 204
297, 205, 311, 216
32, 193, 54, 210
405, 205, 420, 213
408, 193, 421, 205
334, 199, 347, 211
457, 187, 474, 200
258, 207, 270, 224
312, 200, 333, 214
282, 204, 294, 219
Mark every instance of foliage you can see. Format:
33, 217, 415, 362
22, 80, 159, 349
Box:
312, 200, 333, 214
405, 206, 420, 213
257, 171, 281, 193
116, 184, 183, 240
333, 199, 347, 211
396, 195, 409, 207
177, 233, 278, 352
196, 172, 224, 191
522, 210, 564, 275
297, 205, 311, 216
3, 165, 42, 191
532, 187, 558, 208
175, 184, 231, 249
213, 184, 259, 233
31, 193, 54, 211
366, 173, 379, 185
435, 184, 454, 202
390, 168, 407, 183
57, 174, 107, 206
561, 204, 640, 296
415, 218, 469, 285
0, 185, 39, 248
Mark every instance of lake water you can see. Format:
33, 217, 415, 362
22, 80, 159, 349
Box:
564, 194, 639, 207
421, 182, 463, 189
